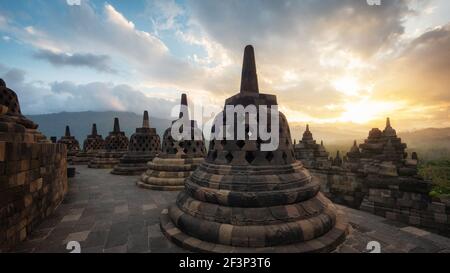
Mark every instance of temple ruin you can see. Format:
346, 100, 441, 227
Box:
295, 119, 450, 233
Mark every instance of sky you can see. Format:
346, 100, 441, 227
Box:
0, 0, 449, 132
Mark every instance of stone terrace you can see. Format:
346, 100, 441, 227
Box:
11, 166, 450, 253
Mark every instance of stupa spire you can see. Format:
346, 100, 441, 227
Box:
386, 117, 391, 128
65, 126, 71, 137
113, 118, 120, 133
179, 93, 189, 120
240, 45, 259, 94
143, 111, 150, 128
91, 124, 98, 136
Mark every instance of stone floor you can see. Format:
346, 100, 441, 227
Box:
12, 166, 450, 253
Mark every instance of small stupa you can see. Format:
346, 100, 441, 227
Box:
72, 124, 105, 165
160, 45, 348, 253
111, 111, 161, 175
88, 118, 129, 169
0, 79, 48, 143
294, 124, 330, 168
57, 126, 80, 163
137, 94, 206, 191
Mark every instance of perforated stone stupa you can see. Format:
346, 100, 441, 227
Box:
160, 46, 349, 253
57, 126, 80, 163
72, 124, 105, 165
111, 111, 161, 175
137, 94, 206, 191
88, 118, 129, 169
357, 118, 418, 177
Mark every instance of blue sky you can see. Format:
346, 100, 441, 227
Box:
0, 0, 449, 130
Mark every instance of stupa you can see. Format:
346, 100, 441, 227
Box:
88, 118, 129, 169
137, 94, 206, 191
160, 45, 348, 253
359, 118, 407, 164
111, 111, 161, 175
357, 118, 417, 176
294, 125, 331, 169
72, 124, 105, 165
0, 79, 48, 143
57, 126, 80, 163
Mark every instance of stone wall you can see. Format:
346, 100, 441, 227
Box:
314, 168, 450, 234
0, 142, 67, 251
360, 176, 450, 233
311, 168, 365, 209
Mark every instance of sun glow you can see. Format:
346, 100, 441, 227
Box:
339, 98, 400, 124
332, 76, 361, 96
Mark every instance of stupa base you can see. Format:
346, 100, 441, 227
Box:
136, 180, 184, 191
137, 157, 204, 191
111, 153, 156, 176
88, 151, 125, 169
160, 206, 349, 253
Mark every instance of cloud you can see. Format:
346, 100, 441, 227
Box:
34, 49, 117, 73
0, 64, 177, 117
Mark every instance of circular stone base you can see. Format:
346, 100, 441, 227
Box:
111, 166, 147, 176
136, 180, 184, 191
160, 206, 349, 253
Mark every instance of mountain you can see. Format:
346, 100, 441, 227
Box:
26, 111, 450, 161
27, 111, 172, 142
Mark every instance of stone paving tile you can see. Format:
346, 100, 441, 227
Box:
12, 165, 450, 253
400, 226, 431, 237
64, 231, 91, 244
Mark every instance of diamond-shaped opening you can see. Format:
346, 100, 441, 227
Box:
225, 152, 234, 163
265, 151, 274, 162
236, 140, 245, 149
245, 151, 256, 164
183, 148, 188, 154
179, 142, 184, 148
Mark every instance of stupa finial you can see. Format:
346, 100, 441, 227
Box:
386, 117, 391, 128
65, 126, 71, 137
240, 45, 259, 94
179, 93, 189, 120
143, 111, 150, 128
91, 123, 98, 136
113, 117, 120, 133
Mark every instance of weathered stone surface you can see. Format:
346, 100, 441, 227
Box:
137, 95, 206, 190
0, 79, 67, 251
88, 118, 129, 169
294, 125, 330, 169
57, 126, 80, 164
160, 46, 348, 253
112, 111, 161, 175
72, 124, 105, 165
